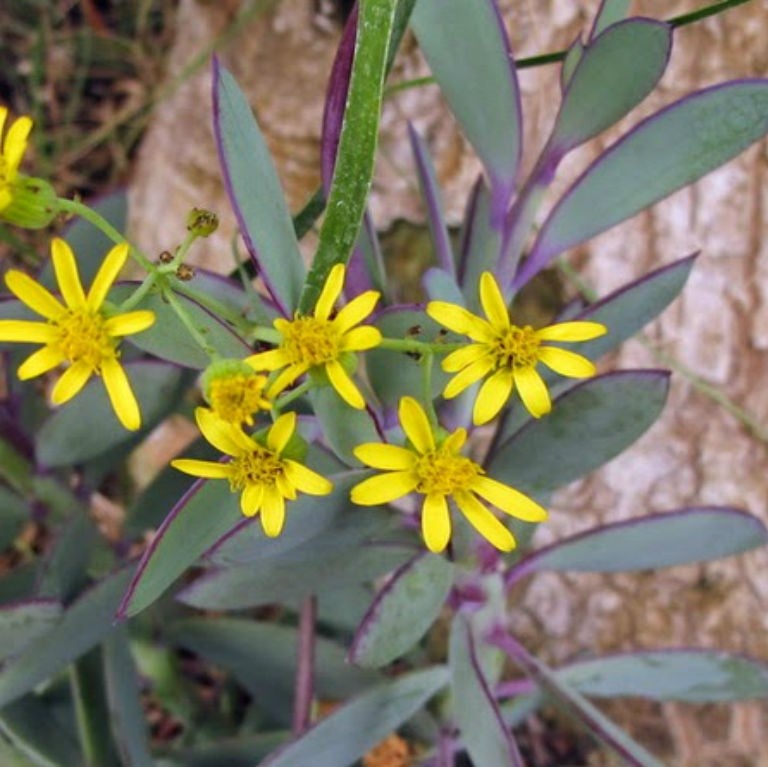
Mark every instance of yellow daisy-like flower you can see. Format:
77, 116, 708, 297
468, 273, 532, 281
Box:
172, 407, 333, 537
351, 396, 548, 553
427, 271, 606, 424
247, 263, 381, 409
0, 238, 155, 430
0, 106, 32, 213
201, 358, 271, 426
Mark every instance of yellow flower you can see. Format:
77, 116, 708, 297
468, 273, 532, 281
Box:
427, 272, 606, 423
351, 396, 547, 553
0, 106, 32, 213
201, 358, 271, 426
0, 238, 155, 430
247, 263, 381, 409
172, 407, 333, 536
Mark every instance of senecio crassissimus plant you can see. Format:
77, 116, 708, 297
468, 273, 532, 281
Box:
0, 1, 767, 765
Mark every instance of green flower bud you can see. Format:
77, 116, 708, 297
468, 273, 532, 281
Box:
1, 176, 58, 229
187, 207, 219, 237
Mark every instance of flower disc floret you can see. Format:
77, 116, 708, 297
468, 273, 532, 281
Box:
0, 238, 155, 430
247, 263, 381, 410
202, 359, 271, 426
172, 408, 333, 537
427, 271, 607, 424
350, 396, 548, 553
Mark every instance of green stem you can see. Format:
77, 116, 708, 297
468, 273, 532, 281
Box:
57, 198, 153, 271
274, 380, 313, 413
119, 272, 157, 312
420, 350, 439, 429
159, 230, 198, 274
378, 337, 464, 355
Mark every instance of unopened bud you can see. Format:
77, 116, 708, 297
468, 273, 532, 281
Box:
1, 176, 58, 229
186, 207, 218, 237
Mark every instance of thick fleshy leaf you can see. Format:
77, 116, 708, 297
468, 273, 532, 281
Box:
411, 0, 521, 216
0, 694, 82, 767
366, 307, 449, 413
103, 630, 154, 767
423, 267, 465, 305
117, 479, 241, 619
0, 600, 62, 664
508, 507, 768, 580
560, 649, 768, 702
166, 619, 378, 726
0, 566, 133, 708
590, 0, 631, 39
178, 509, 410, 610
109, 284, 251, 368
260, 667, 449, 767
550, 20, 671, 153
309, 385, 381, 465
36, 513, 96, 602
0, 487, 27, 551
409, 124, 454, 274
36, 361, 187, 467
492, 632, 664, 767
489, 371, 670, 498
213, 59, 305, 314
299, 0, 397, 313
349, 552, 454, 668
517, 80, 768, 287
159, 733, 288, 767
450, 616, 524, 767
560, 37, 583, 91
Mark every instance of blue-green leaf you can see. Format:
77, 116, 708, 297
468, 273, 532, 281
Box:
36, 362, 186, 467
411, 0, 521, 213
260, 667, 449, 767
450, 616, 524, 767
349, 552, 454, 668
508, 507, 768, 579
213, 59, 305, 314
0, 600, 62, 664
517, 80, 768, 286
550, 20, 671, 153
489, 371, 670, 498
590, 0, 632, 38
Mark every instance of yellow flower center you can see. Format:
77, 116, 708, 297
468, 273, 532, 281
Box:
228, 445, 284, 491
414, 447, 482, 495
281, 316, 339, 366
55, 309, 116, 370
209, 373, 269, 425
491, 325, 540, 369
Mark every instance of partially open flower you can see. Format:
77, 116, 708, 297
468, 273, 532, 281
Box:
200, 358, 271, 426
0, 238, 155, 430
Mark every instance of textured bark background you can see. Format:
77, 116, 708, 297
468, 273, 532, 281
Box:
127, 1, 768, 763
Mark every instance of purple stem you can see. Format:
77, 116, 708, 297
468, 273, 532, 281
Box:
292, 594, 317, 735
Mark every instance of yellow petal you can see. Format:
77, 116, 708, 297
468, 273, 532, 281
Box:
398, 396, 435, 453
260, 486, 286, 536
441, 428, 467, 454
0, 107, 7, 138
0, 319, 57, 344
513, 366, 551, 418
196, 407, 253, 456
421, 494, 451, 553
441, 344, 486, 373
267, 363, 307, 398
267, 411, 296, 453
473, 368, 514, 425
333, 290, 380, 333
326, 360, 365, 409
339, 325, 382, 352
171, 458, 232, 479
283, 460, 333, 495
88, 243, 129, 309
442, 356, 494, 399
314, 263, 345, 321
51, 361, 92, 405
353, 443, 417, 470
105, 310, 155, 337
535, 321, 606, 342
537, 346, 596, 378
350, 470, 419, 505
471, 476, 548, 523
0, 188, 12, 212
241, 483, 265, 517
17, 346, 64, 379
51, 239, 86, 309
4, 270, 64, 320
4, 115, 32, 171
426, 301, 494, 341
478, 272, 510, 330
246, 348, 290, 371
102, 357, 141, 430
454, 491, 515, 552
276, 473, 297, 501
